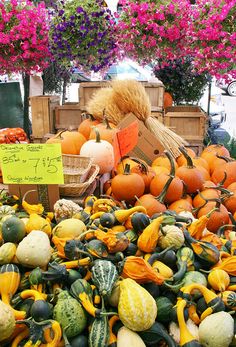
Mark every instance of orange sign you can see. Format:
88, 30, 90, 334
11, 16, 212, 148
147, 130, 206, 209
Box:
113, 121, 139, 166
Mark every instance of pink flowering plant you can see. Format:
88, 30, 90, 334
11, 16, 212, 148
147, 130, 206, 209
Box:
116, 0, 236, 79
0, 0, 51, 75
49, 0, 117, 73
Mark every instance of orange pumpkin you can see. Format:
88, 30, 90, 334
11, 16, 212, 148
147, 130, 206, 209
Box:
131, 161, 156, 193
111, 164, 145, 201
78, 114, 100, 139
193, 187, 220, 208
150, 151, 183, 203
168, 199, 192, 214
89, 118, 117, 144
151, 166, 169, 176
196, 200, 229, 234
176, 148, 196, 167
164, 92, 173, 109
212, 161, 236, 188
152, 154, 178, 171
46, 130, 86, 155
192, 157, 210, 172
116, 157, 139, 174
176, 147, 204, 194
135, 193, 167, 217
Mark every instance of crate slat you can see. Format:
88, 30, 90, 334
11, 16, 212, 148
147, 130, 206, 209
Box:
30, 95, 60, 139
55, 104, 83, 131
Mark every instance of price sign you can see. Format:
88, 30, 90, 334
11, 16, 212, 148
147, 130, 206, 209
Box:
0, 143, 64, 184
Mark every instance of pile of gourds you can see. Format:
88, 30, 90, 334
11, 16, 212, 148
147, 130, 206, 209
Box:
1, 144, 236, 346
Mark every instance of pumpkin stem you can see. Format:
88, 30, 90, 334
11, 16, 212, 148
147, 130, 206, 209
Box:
164, 150, 176, 176
219, 171, 227, 187
179, 146, 194, 168
216, 154, 233, 163
181, 181, 188, 199
156, 174, 174, 204
130, 157, 149, 174
123, 164, 131, 175
104, 117, 113, 130
94, 128, 101, 143
54, 129, 67, 139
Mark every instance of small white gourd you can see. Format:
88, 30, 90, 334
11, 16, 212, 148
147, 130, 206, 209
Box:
0, 300, 15, 341
199, 311, 234, 347
16, 230, 51, 268
117, 326, 146, 347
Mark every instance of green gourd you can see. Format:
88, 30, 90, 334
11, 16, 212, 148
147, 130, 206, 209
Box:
53, 290, 87, 338
91, 259, 118, 296
89, 310, 110, 347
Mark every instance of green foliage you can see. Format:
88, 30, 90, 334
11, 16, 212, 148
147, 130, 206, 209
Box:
42, 62, 72, 95
154, 57, 210, 105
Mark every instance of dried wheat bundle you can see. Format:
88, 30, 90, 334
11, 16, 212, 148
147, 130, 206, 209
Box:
111, 79, 151, 120
145, 117, 188, 158
86, 88, 125, 124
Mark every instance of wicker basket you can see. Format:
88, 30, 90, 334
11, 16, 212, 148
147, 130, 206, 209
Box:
62, 154, 93, 184
59, 164, 99, 197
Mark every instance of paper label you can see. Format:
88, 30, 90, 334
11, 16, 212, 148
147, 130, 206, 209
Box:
0, 143, 64, 184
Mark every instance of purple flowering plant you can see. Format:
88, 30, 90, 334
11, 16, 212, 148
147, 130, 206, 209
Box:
49, 0, 117, 73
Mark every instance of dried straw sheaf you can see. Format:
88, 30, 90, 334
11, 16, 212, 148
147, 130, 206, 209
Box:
86, 79, 187, 157
111, 79, 151, 120
111, 80, 187, 157
86, 87, 125, 125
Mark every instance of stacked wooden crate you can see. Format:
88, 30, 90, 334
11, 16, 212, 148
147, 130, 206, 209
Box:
164, 106, 207, 155
30, 81, 166, 142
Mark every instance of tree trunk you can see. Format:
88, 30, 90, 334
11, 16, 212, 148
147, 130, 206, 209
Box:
22, 73, 31, 138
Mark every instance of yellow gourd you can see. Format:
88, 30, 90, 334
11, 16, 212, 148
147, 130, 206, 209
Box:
208, 269, 230, 292
118, 278, 157, 331
113, 206, 147, 224
0, 243, 17, 265
137, 216, 163, 253
25, 213, 52, 237
152, 260, 173, 279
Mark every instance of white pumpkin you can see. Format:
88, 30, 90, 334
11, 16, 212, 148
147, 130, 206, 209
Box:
80, 129, 114, 174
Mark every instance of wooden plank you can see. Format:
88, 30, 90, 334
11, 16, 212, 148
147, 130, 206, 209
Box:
79, 82, 109, 109
30, 95, 60, 139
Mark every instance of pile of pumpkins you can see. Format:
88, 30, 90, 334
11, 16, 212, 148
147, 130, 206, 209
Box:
0, 139, 236, 346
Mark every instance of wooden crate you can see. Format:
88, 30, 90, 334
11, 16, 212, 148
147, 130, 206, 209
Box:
78, 82, 108, 110
185, 138, 205, 156
55, 104, 83, 131
141, 82, 164, 111
78, 81, 165, 111
30, 95, 60, 139
164, 106, 207, 141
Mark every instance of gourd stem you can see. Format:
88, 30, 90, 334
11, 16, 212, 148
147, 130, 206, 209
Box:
130, 157, 149, 174
94, 128, 101, 143
182, 181, 188, 199
179, 146, 194, 168
229, 212, 236, 226
156, 175, 174, 204
217, 224, 236, 237
219, 171, 227, 187
22, 189, 37, 203
164, 150, 176, 176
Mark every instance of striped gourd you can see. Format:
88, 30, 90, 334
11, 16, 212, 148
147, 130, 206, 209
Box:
221, 290, 236, 310
118, 278, 157, 331
91, 260, 118, 296
89, 315, 110, 347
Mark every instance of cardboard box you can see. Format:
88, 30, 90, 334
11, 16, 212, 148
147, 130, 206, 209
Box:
8, 184, 59, 212
118, 114, 165, 165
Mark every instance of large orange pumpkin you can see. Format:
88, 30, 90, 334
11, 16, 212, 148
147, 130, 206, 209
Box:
46, 130, 86, 155
176, 147, 204, 194
196, 200, 229, 233
89, 118, 117, 144
111, 164, 145, 201
78, 114, 100, 140
212, 161, 236, 188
